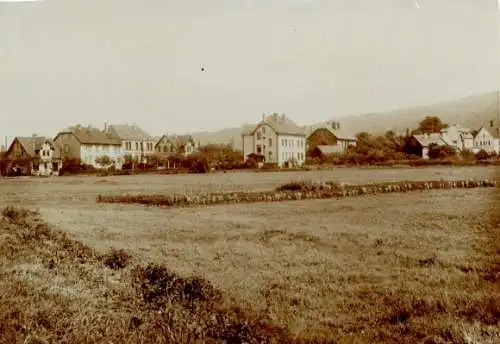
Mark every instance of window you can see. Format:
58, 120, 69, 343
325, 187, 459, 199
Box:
163, 146, 167, 152
268, 151, 272, 159
268, 138, 272, 146
256, 145, 262, 154
135, 142, 139, 150
262, 127, 266, 134
256, 132, 261, 140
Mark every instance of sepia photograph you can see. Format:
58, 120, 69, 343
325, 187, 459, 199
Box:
0, 1, 499, 343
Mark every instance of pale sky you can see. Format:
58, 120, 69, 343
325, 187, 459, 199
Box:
0, 0, 499, 144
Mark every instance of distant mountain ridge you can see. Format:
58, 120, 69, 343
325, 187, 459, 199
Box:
188, 91, 500, 149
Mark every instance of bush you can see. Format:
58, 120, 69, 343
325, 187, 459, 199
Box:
131, 263, 222, 308
100, 248, 132, 270
475, 149, 490, 161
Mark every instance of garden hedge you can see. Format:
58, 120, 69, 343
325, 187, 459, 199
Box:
96, 179, 497, 209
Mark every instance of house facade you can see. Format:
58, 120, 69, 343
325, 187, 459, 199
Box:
409, 133, 448, 159
53, 125, 123, 169
242, 113, 306, 167
472, 122, 500, 154
106, 123, 155, 163
305, 121, 356, 156
3, 135, 62, 176
440, 124, 474, 152
154, 135, 175, 154
169, 135, 198, 156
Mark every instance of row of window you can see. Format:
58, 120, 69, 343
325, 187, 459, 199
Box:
254, 135, 305, 149
40, 149, 51, 157
282, 151, 304, 161
83, 156, 122, 164
156, 144, 194, 153
281, 138, 304, 149
475, 141, 493, 146
124, 141, 154, 151
82, 145, 120, 154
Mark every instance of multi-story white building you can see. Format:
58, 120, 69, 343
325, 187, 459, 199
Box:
242, 113, 306, 167
106, 123, 155, 163
53, 125, 123, 169
472, 121, 500, 154
440, 124, 474, 152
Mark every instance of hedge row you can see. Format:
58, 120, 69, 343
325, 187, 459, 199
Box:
96, 179, 497, 208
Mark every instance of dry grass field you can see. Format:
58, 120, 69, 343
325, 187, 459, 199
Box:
0, 166, 499, 343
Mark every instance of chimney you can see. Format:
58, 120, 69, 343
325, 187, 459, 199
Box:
32, 133, 37, 137
490, 120, 494, 128
262, 113, 265, 122
337, 122, 340, 130
281, 114, 285, 122
104, 121, 108, 132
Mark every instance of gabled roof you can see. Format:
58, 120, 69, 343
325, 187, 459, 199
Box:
412, 133, 447, 147
242, 113, 305, 136
314, 145, 345, 155
305, 125, 357, 141
476, 125, 500, 139
8, 136, 62, 158
56, 126, 122, 145
107, 124, 153, 141
168, 134, 196, 147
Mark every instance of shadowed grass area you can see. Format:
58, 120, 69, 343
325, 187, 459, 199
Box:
0, 206, 296, 344
1, 197, 499, 343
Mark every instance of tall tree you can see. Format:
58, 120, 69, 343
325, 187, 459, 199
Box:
416, 116, 448, 134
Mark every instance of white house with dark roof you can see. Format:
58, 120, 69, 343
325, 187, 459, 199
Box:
105, 123, 155, 163
439, 124, 474, 152
53, 125, 123, 169
242, 113, 306, 167
473, 120, 500, 154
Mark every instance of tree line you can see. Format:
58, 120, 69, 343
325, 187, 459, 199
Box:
308, 116, 496, 166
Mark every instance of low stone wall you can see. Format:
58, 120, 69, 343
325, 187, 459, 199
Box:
96, 179, 497, 209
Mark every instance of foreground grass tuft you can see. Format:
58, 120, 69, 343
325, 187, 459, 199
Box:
100, 248, 132, 270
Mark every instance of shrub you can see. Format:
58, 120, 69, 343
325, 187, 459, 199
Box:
131, 263, 222, 308
1, 206, 34, 223
476, 149, 490, 161
100, 248, 132, 270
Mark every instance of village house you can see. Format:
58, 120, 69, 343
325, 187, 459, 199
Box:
472, 120, 500, 154
242, 113, 306, 167
439, 124, 474, 152
408, 133, 448, 160
305, 121, 356, 156
154, 134, 198, 156
53, 125, 123, 169
3, 135, 62, 176
169, 134, 198, 156
105, 123, 155, 163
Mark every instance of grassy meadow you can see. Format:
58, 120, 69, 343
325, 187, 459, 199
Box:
0, 166, 498, 343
